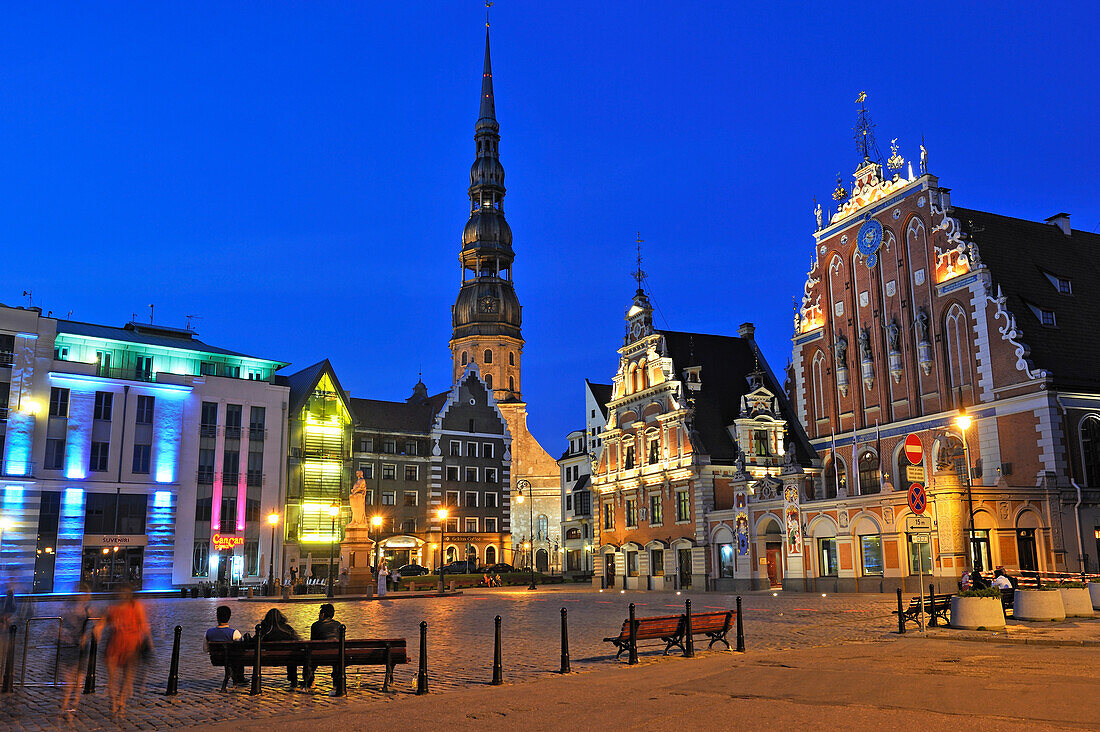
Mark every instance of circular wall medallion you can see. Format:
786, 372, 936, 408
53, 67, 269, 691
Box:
892, 208, 901, 220
856, 219, 884, 268
918, 196, 926, 208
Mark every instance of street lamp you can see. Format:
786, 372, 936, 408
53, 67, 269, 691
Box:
371, 514, 383, 569
516, 479, 537, 590
437, 508, 448, 595
327, 501, 340, 599
955, 406, 979, 571
267, 511, 280, 595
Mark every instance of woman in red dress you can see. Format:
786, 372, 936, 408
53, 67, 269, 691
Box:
95, 585, 151, 718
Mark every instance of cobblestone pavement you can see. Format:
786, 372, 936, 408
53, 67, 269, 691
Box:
3, 588, 904, 730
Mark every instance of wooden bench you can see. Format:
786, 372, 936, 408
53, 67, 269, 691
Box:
208, 637, 407, 694
603, 610, 734, 659
893, 593, 953, 628
999, 587, 1015, 615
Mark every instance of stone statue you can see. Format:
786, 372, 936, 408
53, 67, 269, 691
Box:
814, 201, 822, 231
834, 335, 848, 366
348, 470, 368, 527
858, 328, 872, 361
886, 320, 901, 354
735, 449, 747, 474
919, 143, 928, 174
782, 442, 795, 466
915, 308, 930, 344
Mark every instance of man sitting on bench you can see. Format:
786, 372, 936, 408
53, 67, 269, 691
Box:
204, 606, 246, 686
302, 603, 341, 692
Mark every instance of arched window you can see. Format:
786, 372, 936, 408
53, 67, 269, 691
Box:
461, 352, 468, 365
485, 373, 493, 389
536, 514, 549, 541
509, 352, 515, 366
823, 454, 847, 499
445, 546, 458, 563
944, 304, 971, 388
811, 351, 826, 423
485, 546, 497, 565
1080, 416, 1100, 485
508, 376, 515, 391
858, 450, 880, 495
566, 527, 581, 540
484, 349, 493, 364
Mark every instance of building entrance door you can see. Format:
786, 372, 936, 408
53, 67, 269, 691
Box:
605, 553, 615, 587
765, 542, 782, 588
678, 548, 692, 589
1016, 529, 1038, 572
82, 547, 145, 592
536, 549, 548, 572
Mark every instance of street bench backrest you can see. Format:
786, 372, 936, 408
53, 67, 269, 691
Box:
613, 614, 683, 642
690, 611, 733, 634
209, 638, 407, 667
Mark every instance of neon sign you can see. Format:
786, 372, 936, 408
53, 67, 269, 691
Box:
212, 533, 244, 551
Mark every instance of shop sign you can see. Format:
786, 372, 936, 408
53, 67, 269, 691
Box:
382, 537, 419, 548
85, 535, 148, 547
212, 533, 245, 551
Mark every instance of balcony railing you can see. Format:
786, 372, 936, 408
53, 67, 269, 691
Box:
197, 469, 215, 484
225, 426, 242, 440
1, 462, 37, 478
0, 407, 8, 421
199, 424, 217, 438
0, 352, 14, 367
94, 365, 157, 383
246, 471, 264, 487
249, 427, 266, 441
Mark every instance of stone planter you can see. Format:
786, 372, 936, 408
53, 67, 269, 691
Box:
1089, 583, 1100, 611
1013, 589, 1066, 621
950, 596, 1005, 630
1059, 587, 1095, 617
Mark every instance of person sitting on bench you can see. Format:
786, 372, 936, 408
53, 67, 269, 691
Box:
991, 568, 1013, 590
302, 603, 341, 692
204, 605, 246, 686
256, 608, 301, 689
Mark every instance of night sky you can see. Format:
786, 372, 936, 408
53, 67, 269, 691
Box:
3, 3, 1098, 452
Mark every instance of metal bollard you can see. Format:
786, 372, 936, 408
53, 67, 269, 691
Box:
2, 624, 15, 693
250, 624, 263, 696
929, 584, 937, 627
334, 624, 346, 697
736, 596, 745, 653
559, 608, 571, 674
82, 633, 98, 694
165, 625, 182, 695
415, 621, 428, 695
896, 588, 905, 634
627, 603, 638, 666
491, 615, 503, 685
684, 599, 695, 658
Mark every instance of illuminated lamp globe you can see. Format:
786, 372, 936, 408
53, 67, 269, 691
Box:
371, 515, 383, 528
955, 407, 972, 431
437, 508, 449, 521
267, 512, 280, 527
328, 502, 340, 519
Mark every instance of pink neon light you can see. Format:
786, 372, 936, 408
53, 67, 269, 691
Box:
236, 471, 247, 531
211, 476, 222, 532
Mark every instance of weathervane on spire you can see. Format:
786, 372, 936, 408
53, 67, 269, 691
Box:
633, 231, 647, 292
486, 0, 493, 27
853, 91, 882, 164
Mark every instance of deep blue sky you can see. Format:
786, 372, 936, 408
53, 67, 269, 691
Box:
4, 3, 1098, 452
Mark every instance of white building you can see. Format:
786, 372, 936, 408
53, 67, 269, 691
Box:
558, 380, 610, 579
0, 302, 288, 593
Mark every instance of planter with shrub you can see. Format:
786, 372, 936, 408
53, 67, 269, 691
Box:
950, 589, 1006, 630
1013, 587, 1066, 621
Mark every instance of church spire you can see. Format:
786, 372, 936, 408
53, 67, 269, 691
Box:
478, 28, 496, 127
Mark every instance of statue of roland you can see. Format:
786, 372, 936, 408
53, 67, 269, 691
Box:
349, 469, 368, 527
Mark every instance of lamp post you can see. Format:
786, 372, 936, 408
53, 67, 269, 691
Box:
437, 508, 448, 595
327, 501, 340, 599
955, 406, 979, 571
266, 511, 280, 595
371, 514, 383, 570
516, 479, 537, 590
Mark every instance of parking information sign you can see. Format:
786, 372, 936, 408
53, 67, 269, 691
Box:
907, 483, 928, 514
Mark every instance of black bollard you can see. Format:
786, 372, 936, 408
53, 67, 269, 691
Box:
165, 625, 182, 696
415, 621, 429, 695
896, 588, 905, 634
684, 599, 695, 658
82, 633, 98, 694
627, 603, 638, 666
491, 615, 503, 685
929, 584, 937, 627
736, 596, 745, 653
334, 624, 346, 697
250, 624, 262, 696
1, 624, 15, 693
559, 608, 571, 674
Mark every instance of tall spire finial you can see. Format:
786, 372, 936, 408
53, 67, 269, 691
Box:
486, 0, 492, 27
632, 231, 647, 293
478, 14, 496, 124
853, 91, 882, 164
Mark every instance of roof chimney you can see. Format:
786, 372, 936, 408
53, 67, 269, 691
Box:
738, 322, 755, 340
1044, 212, 1071, 236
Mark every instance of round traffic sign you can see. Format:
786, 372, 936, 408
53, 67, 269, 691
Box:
907, 483, 927, 514
904, 434, 924, 465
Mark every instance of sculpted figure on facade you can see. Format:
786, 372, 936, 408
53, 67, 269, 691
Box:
348, 469, 369, 527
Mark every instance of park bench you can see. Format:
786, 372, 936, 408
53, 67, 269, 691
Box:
999, 587, 1015, 616
603, 610, 734, 658
893, 593, 953, 628
208, 637, 407, 694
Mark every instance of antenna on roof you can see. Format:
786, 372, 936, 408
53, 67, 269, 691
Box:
148, 304, 155, 324
632, 231, 647, 293
21, 290, 32, 307
66, 310, 73, 319
185, 314, 203, 332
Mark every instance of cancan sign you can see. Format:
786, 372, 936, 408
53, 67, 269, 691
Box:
904, 434, 924, 465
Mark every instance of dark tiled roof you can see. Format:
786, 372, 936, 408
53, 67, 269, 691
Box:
955, 208, 1100, 391
350, 391, 449, 434
585, 379, 613, 419
286, 359, 349, 417
659, 330, 818, 466
56, 320, 284, 363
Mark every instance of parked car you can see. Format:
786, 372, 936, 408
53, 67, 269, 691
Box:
396, 564, 429, 577
484, 563, 515, 574
437, 560, 479, 574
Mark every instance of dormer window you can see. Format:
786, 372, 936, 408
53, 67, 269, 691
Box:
1024, 300, 1057, 328
1042, 271, 1072, 294
1041, 309, 1057, 327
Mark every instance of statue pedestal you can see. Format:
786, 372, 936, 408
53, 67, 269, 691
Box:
341, 526, 376, 595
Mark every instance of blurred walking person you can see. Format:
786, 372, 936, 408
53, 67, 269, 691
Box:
59, 583, 92, 720
95, 585, 151, 719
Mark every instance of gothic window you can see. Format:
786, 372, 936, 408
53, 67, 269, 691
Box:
536, 514, 549, 540
823, 454, 847, 499
944, 304, 971, 388
811, 351, 826, 422
906, 216, 926, 254
485, 373, 493, 389
509, 352, 515, 366
1080, 416, 1100, 485
858, 450, 881, 495
462, 352, 468, 365
508, 376, 515, 391
484, 349, 493, 364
